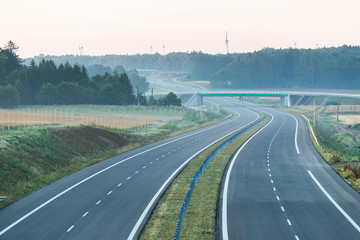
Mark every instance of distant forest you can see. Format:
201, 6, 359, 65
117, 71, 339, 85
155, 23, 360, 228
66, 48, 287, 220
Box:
24, 45, 360, 90
0, 41, 181, 108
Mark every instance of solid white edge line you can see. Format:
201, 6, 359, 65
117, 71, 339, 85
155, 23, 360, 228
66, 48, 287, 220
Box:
127, 111, 261, 240
289, 115, 300, 154
301, 115, 319, 145
0, 109, 243, 236
307, 170, 360, 232
222, 114, 273, 240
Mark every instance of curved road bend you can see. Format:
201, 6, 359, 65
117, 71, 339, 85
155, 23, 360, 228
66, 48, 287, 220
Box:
0, 103, 258, 240
220, 106, 360, 240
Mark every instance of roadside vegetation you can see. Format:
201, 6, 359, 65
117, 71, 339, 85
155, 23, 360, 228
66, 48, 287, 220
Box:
277, 96, 360, 192
141, 114, 271, 240
0, 106, 228, 208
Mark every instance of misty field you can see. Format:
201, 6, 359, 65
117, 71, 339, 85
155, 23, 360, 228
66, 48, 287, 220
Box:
0, 105, 186, 130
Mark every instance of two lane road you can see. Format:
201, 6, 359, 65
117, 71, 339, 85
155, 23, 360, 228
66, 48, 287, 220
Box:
220, 107, 360, 239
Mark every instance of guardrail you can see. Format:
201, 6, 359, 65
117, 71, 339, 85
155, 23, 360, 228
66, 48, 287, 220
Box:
174, 114, 266, 240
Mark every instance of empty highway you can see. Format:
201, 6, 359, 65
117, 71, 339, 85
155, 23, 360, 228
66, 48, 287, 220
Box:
219, 105, 360, 240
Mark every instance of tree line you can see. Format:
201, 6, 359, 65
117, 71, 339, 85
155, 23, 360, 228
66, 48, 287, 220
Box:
24, 45, 360, 90
188, 46, 360, 89
0, 41, 181, 108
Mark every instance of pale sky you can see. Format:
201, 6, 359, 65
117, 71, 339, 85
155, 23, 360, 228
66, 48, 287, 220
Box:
1, 0, 360, 58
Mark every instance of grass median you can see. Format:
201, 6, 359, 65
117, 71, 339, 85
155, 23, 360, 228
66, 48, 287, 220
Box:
140, 114, 271, 240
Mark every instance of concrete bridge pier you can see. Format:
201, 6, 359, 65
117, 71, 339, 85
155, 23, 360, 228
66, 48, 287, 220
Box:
239, 96, 244, 106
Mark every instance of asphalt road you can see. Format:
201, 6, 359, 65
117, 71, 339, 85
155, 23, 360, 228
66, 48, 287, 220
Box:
219, 106, 360, 240
0, 102, 258, 240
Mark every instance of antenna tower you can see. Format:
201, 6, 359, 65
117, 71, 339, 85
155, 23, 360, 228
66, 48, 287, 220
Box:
225, 31, 229, 54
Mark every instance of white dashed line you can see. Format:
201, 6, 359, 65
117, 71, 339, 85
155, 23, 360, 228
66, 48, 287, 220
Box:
82, 211, 89, 217
127, 176, 131, 180
287, 219, 292, 226
67, 226, 74, 232
96, 200, 101, 205
276, 196, 280, 201
135, 171, 139, 174
273, 187, 276, 191
295, 235, 300, 240
149, 162, 153, 165
107, 191, 112, 195
281, 206, 285, 212
162, 155, 165, 157
271, 180, 273, 184
268, 168, 271, 172
118, 183, 122, 187
156, 158, 159, 161
269, 174, 272, 177
143, 166, 146, 169
168, 152, 171, 154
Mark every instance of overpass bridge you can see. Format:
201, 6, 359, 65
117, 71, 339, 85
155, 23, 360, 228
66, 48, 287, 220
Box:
184, 90, 360, 107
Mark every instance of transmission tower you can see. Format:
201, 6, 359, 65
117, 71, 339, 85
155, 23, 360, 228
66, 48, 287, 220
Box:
225, 31, 229, 54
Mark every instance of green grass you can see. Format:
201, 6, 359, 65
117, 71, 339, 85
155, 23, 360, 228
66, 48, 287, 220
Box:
140, 114, 271, 240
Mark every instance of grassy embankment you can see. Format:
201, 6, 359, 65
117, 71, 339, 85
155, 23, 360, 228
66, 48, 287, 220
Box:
0, 105, 228, 208
141, 114, 271, 240
282, 96, 360, 191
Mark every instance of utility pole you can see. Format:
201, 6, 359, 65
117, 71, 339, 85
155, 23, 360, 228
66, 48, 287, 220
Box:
313, 100, 316, 127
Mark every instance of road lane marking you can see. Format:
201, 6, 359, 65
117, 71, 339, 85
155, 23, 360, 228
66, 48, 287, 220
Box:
281, 207, 285, 212
308, 170, 360, 232
287, 219, 292, 225
162, 155, 165, 157
295, 235, 300, 240
301, 115, 319, 145
221, 114, 273, 240
276, 196, 280, 201
82, 212, 89, 217
96, 200, 101, 205
118, 183, 122, 187
289, 115, 300, 154
271, 180, 273, 184
269, 174, 272, 177
273, 187, 276, 191
127, 176, 131, 180
135, 171, 139, 174
143, 166, 146, 169
149, 162, 153, 165
66, 226, 74, 232
107, 191, 112, 195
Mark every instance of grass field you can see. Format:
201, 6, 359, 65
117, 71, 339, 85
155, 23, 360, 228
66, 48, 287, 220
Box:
0, 105, 188, 130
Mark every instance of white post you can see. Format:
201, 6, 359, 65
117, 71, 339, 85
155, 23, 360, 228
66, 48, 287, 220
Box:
23, 109, 25, 129
313, 100, 316, 127
8, 111, 10, 130
55, 109, 57, 126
